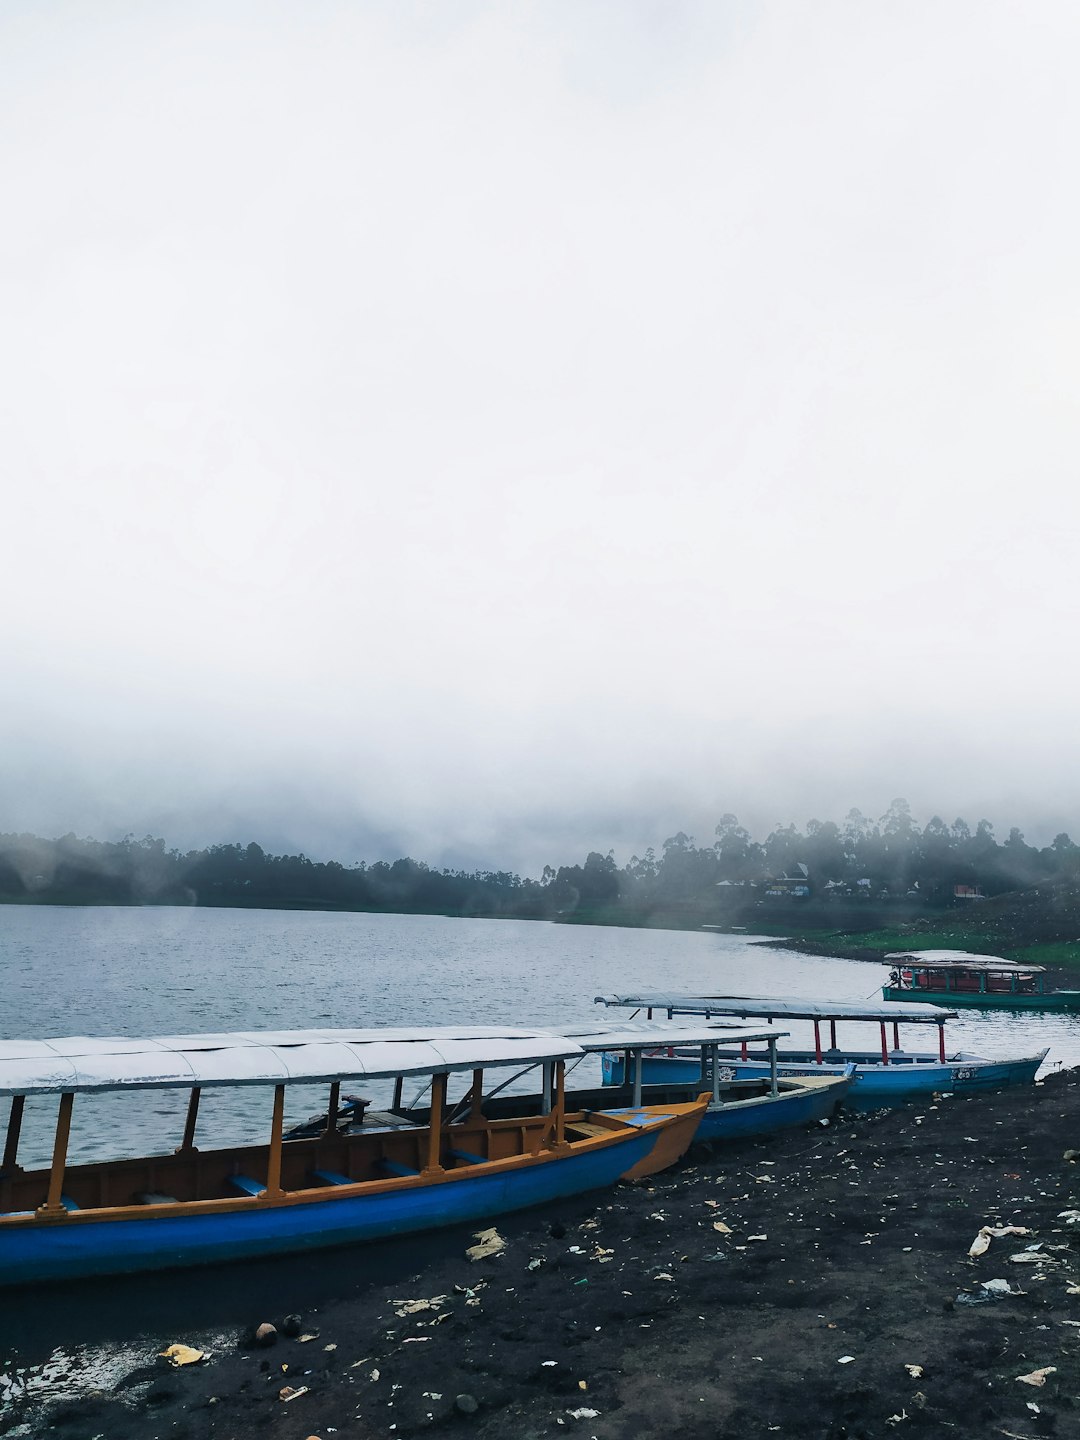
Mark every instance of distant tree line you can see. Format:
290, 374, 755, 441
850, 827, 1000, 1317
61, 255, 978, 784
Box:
1, 801, 1078, 928
0, 833, 546, 919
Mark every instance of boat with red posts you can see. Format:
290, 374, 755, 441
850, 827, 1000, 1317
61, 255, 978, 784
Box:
883, 951, 1080, 1011
593, 994, 1049, 1110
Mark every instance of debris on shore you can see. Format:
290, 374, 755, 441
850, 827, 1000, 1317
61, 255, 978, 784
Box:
5, 1069, 1080, 1439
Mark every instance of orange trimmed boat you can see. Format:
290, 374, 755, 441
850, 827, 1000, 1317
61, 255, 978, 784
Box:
0, 1026, 706, 1286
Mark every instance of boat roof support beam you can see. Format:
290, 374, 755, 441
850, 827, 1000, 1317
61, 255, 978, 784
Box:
322, 1081, 340, 1140
42, 1091, 74, 1216
553, 1061, 566, 1150
178, 1086, 200, 1153
265, 1083, 286, 1197
3, 1096, 24, 1175
424, 1073, 446, 1176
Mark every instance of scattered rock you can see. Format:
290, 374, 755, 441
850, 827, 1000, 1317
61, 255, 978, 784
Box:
455, 1392, 480, 1414
254, 1323, 278, 1347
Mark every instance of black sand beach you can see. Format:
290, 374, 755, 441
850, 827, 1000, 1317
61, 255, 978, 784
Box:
6, 1067, 1080, 1439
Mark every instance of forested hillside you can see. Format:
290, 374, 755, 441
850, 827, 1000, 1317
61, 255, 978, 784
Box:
1, 801, 1078, 931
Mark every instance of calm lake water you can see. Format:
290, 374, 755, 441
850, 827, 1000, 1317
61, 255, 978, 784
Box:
3, 904, 1079, 1170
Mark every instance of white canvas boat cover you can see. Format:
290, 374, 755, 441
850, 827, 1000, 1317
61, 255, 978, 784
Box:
0, 1026, 584, 1097
885, 950, 1045, 973
549, 1020, 787, 1050
594, 995, 958, 1024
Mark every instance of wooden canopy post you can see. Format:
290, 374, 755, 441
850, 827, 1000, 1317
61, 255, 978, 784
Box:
323, 1081, 341, 1138
892, 1021, 900, 1051
392, 1075, 404, 1111
553, 1060, 566, 1148
177, 1086, 201, 1152
265, 1084, 286, 1197
879, 1022, 889, 1065
3, 1096, 25, 1173
813, 1020, 823, 1064
469, 1068, 484, 1123
42, 1092, 74, 1215
541, 1061, 553, 1114
829, 1020, 838, 1050
709, 1045, 720, 1104
768, 1038, 778, 1097
425, 1073, 447, 1175
632, 1050, 643, 1108
938, 1023, 947, 1064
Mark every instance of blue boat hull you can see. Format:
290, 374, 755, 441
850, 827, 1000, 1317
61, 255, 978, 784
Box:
603, 1049, 1048, 1112
694, 1078, 848, 1140
0, 1131, 656, 1286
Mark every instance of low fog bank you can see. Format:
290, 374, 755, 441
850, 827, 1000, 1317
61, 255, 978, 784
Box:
2, 696, 1078, 878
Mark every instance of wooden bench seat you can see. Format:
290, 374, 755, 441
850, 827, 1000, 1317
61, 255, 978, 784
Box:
380, 1159, 420, 1178
228, 1174, 266, 1197
311, 1168, 354, 1187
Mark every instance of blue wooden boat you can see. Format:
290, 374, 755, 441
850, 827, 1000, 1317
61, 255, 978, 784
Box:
884, 951, 1080, 1011
556, 1022, 853, 1142
0, 1026, 706, 1286
594, 995, 1049, 1110
377, 1022, 853, 1146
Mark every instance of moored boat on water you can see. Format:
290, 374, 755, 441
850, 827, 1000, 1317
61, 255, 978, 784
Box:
593, 994, 1049, 1109
883, 951, 1080, 1011
0, 1026, 706, 1286
323, 1021, 854, 1147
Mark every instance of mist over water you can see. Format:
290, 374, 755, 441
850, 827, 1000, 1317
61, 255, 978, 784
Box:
2, 906, 1076, 1170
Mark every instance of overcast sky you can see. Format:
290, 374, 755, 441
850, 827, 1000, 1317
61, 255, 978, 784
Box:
2, 1, 1079, 874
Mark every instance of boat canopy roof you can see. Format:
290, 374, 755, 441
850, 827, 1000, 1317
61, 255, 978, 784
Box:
0, 1026, 585, 1098
885, 950, 1044, 973
551, 1020, 787, 1051
594, 994, 958, 1024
